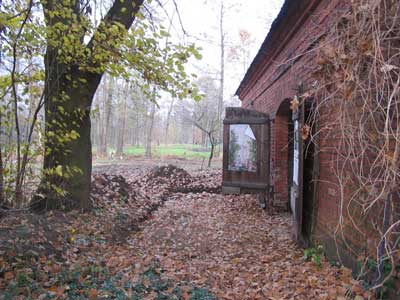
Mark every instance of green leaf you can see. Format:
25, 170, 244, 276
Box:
55, 165, 63, 177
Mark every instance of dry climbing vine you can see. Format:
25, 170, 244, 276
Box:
303, 0, 400, 294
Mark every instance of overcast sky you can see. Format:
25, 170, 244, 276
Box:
168, 0, 284, 101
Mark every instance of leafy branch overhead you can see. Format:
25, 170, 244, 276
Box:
0, 0, 204, 209
42, 0, 202, 99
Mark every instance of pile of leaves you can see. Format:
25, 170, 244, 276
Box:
123, 194, 372, 300
91, 174, 131, 201
0, 164, 223, 300
90, 173, 162, 237
134, 165, 221, 197
173, 170, 221, 194
3, 163, 365, 300
140, 165, 193, 192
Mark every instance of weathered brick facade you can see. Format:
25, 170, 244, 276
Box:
235, 1, 400, 295
236, 0, 355, 259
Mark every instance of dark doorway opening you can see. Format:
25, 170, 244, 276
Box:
287, 115, 294, 212
301, 102, 317, 245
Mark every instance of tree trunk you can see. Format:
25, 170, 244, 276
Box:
31, 64, 101, 211
165, 97, 175, 143
31, 0, 143, 211
0, 128, 4, 206
0, 16, 4, 206
193, 121, 215, 168
12, 54, 23, 207
145, 102, 156, 159
208, 134, 215, 168
217, 0, 225, 156
116, 82, 129, 156
100, 75, 114, 155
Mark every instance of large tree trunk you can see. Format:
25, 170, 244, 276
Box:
0, 131, 4, 206
31, 0, 143, 211
0, 23, 4, 206
31, 63, 101, 211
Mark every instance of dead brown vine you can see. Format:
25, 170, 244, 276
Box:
308, 0, 399, 293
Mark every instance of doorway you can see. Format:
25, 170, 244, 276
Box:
291, 100, 318, 246
301, 102, 317, 245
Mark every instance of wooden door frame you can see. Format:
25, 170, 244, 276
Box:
222, 107, 271, 196
292, 100, 320, 245
291, 103, 305, 242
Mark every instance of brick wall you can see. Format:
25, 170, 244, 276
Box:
237, 4, 400, 290
239, 0, 346, 207
237, 0, 361, 255
273, 109, 290, 208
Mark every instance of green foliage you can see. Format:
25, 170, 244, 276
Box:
190, 287, 216, 300
356, 257, 399, 300
128, 263, 216, 300
303, 245, 324, 267
120, 144, 212, 159
1, 0, 204, 206
2, 262, 217, 300
36, 0, 203, 100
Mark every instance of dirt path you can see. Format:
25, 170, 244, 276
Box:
0, 165, 360, 300
106, 193, 354, 300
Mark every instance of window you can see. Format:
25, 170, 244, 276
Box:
228, 124, 257, 172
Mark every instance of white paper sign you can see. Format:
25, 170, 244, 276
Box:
293, 121, 299, 185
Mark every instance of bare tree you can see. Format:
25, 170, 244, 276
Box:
99, 75, 114, 156
193, 121, 217, 167
217, 0, 225, 155
165, 97, 175, 142
116, 81, 129, 156
145, 95, 157, 158
190, 76, 220, 166
228, 29, 256, 76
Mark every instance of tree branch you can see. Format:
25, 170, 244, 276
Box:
87, 0, 144, 53
11, 0, 34, 201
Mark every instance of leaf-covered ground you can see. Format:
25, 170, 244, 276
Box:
0, 163, 368, 300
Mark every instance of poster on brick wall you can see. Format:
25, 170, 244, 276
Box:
228, 124, 257, 172
293, 120, 299, 185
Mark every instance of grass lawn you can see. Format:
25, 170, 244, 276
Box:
122, 144, 212, 159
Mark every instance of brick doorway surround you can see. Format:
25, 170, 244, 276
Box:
272, 99, 293, 210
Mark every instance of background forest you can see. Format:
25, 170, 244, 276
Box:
0, 0, 280, 209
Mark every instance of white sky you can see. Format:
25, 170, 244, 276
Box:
168, 0, 284, 100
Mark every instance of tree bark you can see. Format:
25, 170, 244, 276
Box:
31, 63, 101, 211
32, 0, 144, 211
0, 2, 4, 206
145, 102, 156, 159
165, 97, 175, 143
193, 121, 215, 168
208, 133, 215, 168
217, 0, 225, 156
116, 82, 129, 156
100, 76, 114, 155
0, 124, 4, 206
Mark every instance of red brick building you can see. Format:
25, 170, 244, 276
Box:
227, 0, 400, 294
234, 0, 359, 263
